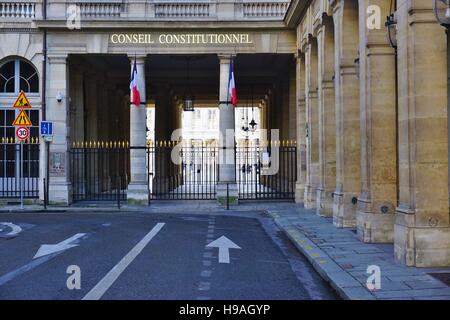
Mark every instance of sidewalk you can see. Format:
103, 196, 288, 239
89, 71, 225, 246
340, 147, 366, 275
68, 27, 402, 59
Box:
0, 200, 297, 214
267, 206, 450, 300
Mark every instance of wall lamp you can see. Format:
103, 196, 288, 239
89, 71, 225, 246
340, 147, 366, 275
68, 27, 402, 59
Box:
385, 14, 397, 49
56, 92, 63, 103
434, 0, 450, 27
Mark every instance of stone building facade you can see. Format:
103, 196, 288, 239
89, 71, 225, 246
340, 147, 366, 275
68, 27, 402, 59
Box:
288, 0, 450, 267
0, 0, 449, 267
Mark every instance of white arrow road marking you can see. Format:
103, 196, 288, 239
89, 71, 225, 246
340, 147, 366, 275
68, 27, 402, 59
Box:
206, 236, 241, 264
83, 222, 165, 300
33, 233, 86, 259
0, 222, 22, 236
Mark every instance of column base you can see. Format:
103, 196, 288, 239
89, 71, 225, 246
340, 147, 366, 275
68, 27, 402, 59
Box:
316, 187, 333, 216
356, 196, 395, 243
295, 182, 305, 204
304, 184, 316, 209
394, 209, 450, 267
332, 191, 357, 228
127, 182, 149, 205
356, 211, 395, 243
216, 182, 238, 206
49, 181, 72, 205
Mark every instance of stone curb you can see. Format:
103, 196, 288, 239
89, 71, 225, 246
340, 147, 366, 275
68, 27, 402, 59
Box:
267, 210, 375, 300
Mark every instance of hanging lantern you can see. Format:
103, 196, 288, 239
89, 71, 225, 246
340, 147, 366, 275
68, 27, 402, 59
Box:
434, 0, 450, 27
249, 86, 257, 132
249, 118, 257, 131
241, 97, 249, 132
183, 95, 194, 112
241, 113, 249, 132
183, 57, 194, 112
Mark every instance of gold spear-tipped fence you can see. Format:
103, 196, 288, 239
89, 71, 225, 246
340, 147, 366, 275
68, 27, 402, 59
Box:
71, 140, 130, 149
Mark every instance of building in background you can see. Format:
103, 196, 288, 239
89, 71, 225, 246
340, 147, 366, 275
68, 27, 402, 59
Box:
0, 0, 449, 267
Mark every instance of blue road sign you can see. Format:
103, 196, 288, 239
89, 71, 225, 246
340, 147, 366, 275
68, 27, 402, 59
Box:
40, 121, 53, 136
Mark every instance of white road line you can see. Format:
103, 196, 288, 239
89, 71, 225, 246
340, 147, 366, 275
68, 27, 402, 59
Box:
0, 222, 22, 236
82, 222, 165, 300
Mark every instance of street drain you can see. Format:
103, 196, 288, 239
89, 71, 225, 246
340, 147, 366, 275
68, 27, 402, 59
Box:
428, 273, 450, 287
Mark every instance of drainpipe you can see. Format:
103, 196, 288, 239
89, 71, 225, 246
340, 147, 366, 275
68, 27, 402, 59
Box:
42, 0, 46, 121
42, 0, 49, 206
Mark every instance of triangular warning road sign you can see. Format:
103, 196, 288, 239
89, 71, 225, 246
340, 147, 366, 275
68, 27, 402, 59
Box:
12, 110, 32, 126
13, 91, 32, 108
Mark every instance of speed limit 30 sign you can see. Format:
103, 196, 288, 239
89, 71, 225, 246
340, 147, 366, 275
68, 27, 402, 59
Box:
16, 126, 29, 141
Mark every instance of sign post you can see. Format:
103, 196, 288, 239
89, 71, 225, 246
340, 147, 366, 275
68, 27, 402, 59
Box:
12, 91, 33, 209
20, 140, 23, 209
16, 127, 30, 141
40, 121, 53, 208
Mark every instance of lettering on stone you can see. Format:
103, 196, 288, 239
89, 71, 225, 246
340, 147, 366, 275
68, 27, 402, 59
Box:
110, 33, 253, 45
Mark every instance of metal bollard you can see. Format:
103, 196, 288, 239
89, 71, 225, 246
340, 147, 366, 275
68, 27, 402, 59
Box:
226, 182, 229, 210
43, 178, 47, 210
117, 177, 121, 210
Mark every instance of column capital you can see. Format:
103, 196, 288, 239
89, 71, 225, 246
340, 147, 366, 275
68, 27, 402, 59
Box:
128, 55, 147, 64
301, 39, 310, 54
329, 0, 341, 14
294, 50, 304, 60
312, 16, 324, 38
217, 54, 236, 64
48, 54, 68, 65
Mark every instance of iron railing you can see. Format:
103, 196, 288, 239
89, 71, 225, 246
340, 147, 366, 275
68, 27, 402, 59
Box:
70, 141, 129, 202
236, 140, 296, 200
147, 141, 218, 200
0, 137, 39, 198
69, 140, 297, 202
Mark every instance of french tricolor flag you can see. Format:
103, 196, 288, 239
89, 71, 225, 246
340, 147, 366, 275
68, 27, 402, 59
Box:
228, 59, 237, 106
130, 59, 141, 107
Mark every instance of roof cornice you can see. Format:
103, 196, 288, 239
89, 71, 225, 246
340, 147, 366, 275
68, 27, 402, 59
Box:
284, 0, 313, 28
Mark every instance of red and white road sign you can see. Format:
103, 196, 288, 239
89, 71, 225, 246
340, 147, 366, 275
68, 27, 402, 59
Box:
16, 126, 29, 141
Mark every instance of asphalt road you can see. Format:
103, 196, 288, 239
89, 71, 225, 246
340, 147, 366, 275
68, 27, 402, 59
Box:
0, 210, 338, 300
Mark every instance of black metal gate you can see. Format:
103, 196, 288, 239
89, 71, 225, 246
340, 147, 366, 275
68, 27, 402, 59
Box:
71, 141, 129, 202
236, 141, 296, 200
147, 141, 218, 200
0, 138, 39, 198
70, 140, 296, 203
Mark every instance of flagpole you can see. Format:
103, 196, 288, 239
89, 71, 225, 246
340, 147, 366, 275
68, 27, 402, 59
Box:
226, 57, 231, 105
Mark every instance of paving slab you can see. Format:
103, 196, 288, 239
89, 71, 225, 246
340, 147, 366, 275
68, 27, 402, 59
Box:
266, 206, 450, 300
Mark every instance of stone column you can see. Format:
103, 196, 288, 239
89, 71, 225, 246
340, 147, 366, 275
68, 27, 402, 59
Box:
154, 85, 171, 193
288, 69, 297, 140
331, 0, 361, 227
85, 75, 98, 141
67, 69, 85, 199
304, 40, 320, 209
217, 55, 238, 204
394, 0, 450, 267
47, 55, 71, 204
356, 0, 397, 243
127, 56, 148, 204
316, 17, 336, 217
295, 52, 307, 203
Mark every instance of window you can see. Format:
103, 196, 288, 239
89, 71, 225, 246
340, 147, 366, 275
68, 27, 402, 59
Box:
0, 58, 40, 190
0, 58, 39, 94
